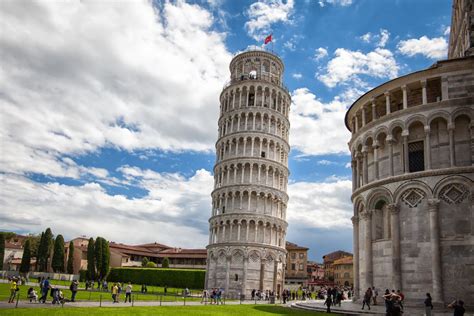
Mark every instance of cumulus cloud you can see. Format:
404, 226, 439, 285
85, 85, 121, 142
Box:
397, 36, 448, 59
292, 73, 303, 79
314, 47, 328, 60
318, 0, 353, 7
245, 0, 294, 41
317, 48, 399, 88
290, 87, 357, 155
359, 29, 389, 47
0, 0, 232, 177
0, 169, 214, 247
287, 179, 353, 228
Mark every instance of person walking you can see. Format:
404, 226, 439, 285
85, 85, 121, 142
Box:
70, 280, 79, 302
39, 277, 50, 303
201, 289, 209, 304
362, 288, 372, 310
372, 286, 378, 305
324, 295, 333, 313
448, 300, 465, 316
397, 289, 405, 311
124, 282, 132, 303
111, 283, 118, 303
8, 278, 18, 303
424, 293, 434, 316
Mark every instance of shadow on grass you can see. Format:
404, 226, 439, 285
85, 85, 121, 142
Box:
250, 305, 333, 315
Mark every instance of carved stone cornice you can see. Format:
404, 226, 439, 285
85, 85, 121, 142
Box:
351, 166, 474, 200
360, 210, 372, 220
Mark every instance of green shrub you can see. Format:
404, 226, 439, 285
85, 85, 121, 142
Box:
107, 268, 205, 289
145, 261, 156, 268
79, 270, 88, 282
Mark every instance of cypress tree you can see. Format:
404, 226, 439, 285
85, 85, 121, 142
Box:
38, 228, 53, 272
87, 238, 95, 280
52, 234, 65, 272
0, 234, 5, 270
101, 239, 110, 278
94, 237, 103, 279
19, 240, 31, 273
142, 257, 149, 267
67, 241, 74, 274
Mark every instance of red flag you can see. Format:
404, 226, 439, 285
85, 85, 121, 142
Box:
264, 34, 272, 45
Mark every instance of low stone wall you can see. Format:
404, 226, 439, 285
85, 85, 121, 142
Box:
0, 270, 79, 281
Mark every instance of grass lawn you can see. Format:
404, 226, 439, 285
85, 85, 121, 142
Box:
0, 305, 327, 315
0, 283, 201, 303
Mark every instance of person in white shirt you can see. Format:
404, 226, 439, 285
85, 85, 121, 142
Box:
124, 282, 132, 303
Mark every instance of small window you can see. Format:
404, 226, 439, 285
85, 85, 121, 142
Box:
222, 206, 225, 214
235, 274, 239, 281
408, 141, 424, 172
291, 264, 296, 270
299, 253, 304, 259
299, 264, 304, 271
261, 151, 266, 158
291, 253, 296, 259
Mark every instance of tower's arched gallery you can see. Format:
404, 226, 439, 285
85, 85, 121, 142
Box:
346, 55, 474, 305
205, 49, 291, 299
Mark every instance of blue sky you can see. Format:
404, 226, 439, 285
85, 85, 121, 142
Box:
0, 0, 451, 261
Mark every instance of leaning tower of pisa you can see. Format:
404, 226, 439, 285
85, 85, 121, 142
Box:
205, 49, 291, 299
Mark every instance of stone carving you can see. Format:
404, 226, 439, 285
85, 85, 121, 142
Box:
387, 203, 399, 214
401, 188, 425, 208
439, 183, 469, 204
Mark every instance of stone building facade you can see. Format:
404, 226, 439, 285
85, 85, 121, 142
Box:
448, 0, 474, 59
206, 49, 291, 299
345, 55, 474, 306
285, 241, 308, 285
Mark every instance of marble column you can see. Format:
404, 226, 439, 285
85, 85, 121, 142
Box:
352, 215, 360, 300
351, 159, 357, 191
242, 253, 249, 299
355, 115, 359, 132
371, 98, 377, 121
362, 146, 369, 185
362, 107, 367, 126
387, 136, 394, 176
448, 124, 456, 167
225, 255, 231, 295
428, 199, 444, 304
273, 260, 278, 293
425, 126, 431, 170
259, 259, 265, 290
385, 91, 391, 115
402, 133, 409, 173
373, 141, 379, 180
205, 258, 210, 289
356, 153, 362, 188
401, 85, 408, 109
388, 204, 401, 292
361, 210, 373, 289
421, 79, 427, 105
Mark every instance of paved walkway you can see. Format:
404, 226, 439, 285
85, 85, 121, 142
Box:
292, 300, 474, 316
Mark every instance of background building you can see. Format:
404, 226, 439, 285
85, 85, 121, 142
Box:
346, 2, 473, 304
322, 250, 352, 282
284, 241, 308, 286
333, 256, 353, 287
206, 48, 291, 298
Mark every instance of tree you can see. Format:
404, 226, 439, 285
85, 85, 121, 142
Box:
162, 257, 170, 268
0, 234, 5, 270
146, 261, 156, 268
67, 241, 74, 274
19, 240, 31, 273
94, 237, 103, 279
142, 257, 149, 267
87, 238, 96, 280
36, 232, 45, 271
52, 234, 65, 272
25, 234, 41, 259
100, 238, 110, 279
37, 228, 53, 272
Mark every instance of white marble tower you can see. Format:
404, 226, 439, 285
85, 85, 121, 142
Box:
205, 48, 291, 299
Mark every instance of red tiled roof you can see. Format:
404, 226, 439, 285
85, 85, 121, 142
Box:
109, 242, 158, 257
5, 242, 22, 249
322, 250, 352, 263
285, 241, 309, 250
333, 256, 353, 265
157, 248, 207, 259
135, 242, 171, 250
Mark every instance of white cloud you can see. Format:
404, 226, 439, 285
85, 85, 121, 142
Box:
443, 26, 450, 36
314, 47, 328, 60
0, 0, 232, 177
317, 48, 399, 88
397, 36, 448, 59
289, 87, 356, 155
360, 32, 372, 43
318, 0, 353, 7
245, 0, 294, 41
287, 179, 353, 228
0, 169, 214, 247
292, 73, 303, 79
359, 29, 389, 47
317, 159, 335, 165
378, 29, 390, 47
